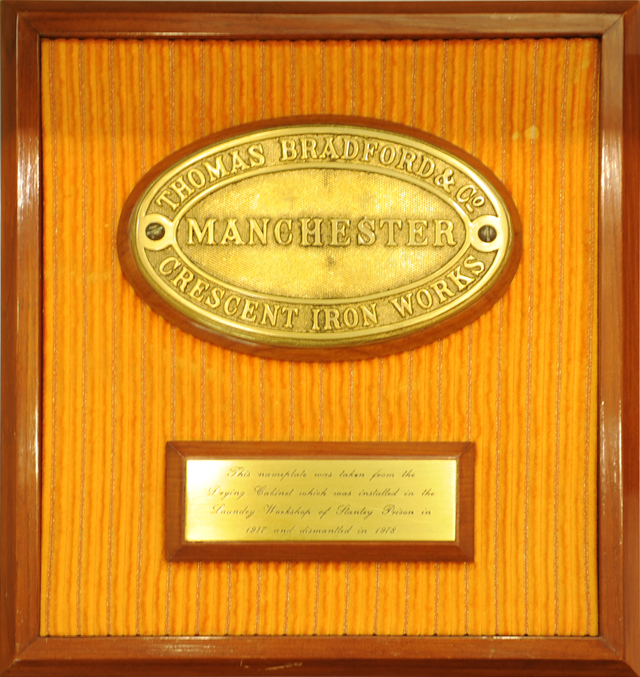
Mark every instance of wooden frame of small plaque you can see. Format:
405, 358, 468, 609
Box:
166, 442, 475, 562
2, 2, 639, 676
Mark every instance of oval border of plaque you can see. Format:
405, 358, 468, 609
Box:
118, 116, 522, 361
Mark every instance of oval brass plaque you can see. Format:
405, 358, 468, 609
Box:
118, 117, 521, 360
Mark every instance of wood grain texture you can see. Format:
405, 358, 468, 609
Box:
0, 6, 42, 675
4, 636, 636, 677
0, 6, 20, 671
599, 17, 626, 656
117, 114, 522, 362
4, 1, 636, 13
165, 442, 475, 561
597, 12, 640, 671
19, 11, 620, 40
3, 1, 629, 40
0, 1, 639, 676
622, 5, 640, 673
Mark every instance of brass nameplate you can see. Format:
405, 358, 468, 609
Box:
120, 117, 521, 360
166, 442, 475, 562
185, 459, 456, 542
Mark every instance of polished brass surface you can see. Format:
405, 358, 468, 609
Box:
126, 121, 517, 350
185, 458, 457, 542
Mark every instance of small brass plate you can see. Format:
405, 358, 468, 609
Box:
185, 459, 457, 543
119, 117, 521, 360
166, 442, 475, 562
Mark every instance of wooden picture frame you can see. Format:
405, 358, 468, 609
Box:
1, 2, 638, 675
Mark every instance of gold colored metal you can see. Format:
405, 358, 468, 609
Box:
125, 120, 519, 352
184, 458, 457, 542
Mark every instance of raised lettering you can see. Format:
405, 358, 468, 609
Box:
203, 156, 230, 180
247, 144, 265, 167
362, 140, 379, 162
324, 308, 340, 331
396, 147, 418, 172
171, 267, 194, 292
311, 308, 321, 331
407, 219, 429, 246
416, 289, 433, 309
447, 266, 474, 291
464, 254, 486, 276
274, 219, 293, 245
187, 217, 216, 245
280, 139, 297, 161
260, 304, 280, 326
379, 144, 397, 166
187, 168, 206, 189
248, 218, 269, 245
341, 137, 359, 160
415, 154, 435, 178
159, 257, 181, 275
155, 190, 179, 210
433, 220, 456, 246
330, 219, 351, 246
357, 218, 376, 245
169, 176, 194, 202
220, 219, 245, 245
390, 294, 414, 317
380, 219, 403, 246
224, 295, 241, 315
431, 279, 455, 302
205, 287, 225, 309
240, 300, 258, 322
361, 303, 378, 327
300, 138, 318, 159
283, 307, 299, 328
318, 137, 339, 160
188, 278, 210, 300
343, 307, 358, 328
300, 217, 323, 247
230, 150, 249, 173
434, 168, 455, 193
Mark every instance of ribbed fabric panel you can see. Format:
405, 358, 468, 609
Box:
41, 38, 599, 637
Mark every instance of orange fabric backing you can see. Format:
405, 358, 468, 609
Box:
40, 37, 599, 637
